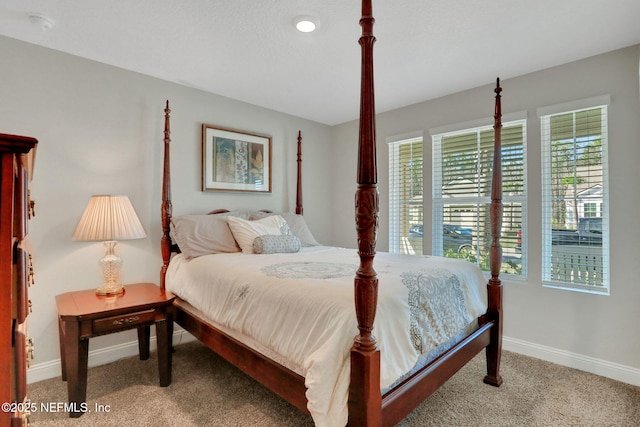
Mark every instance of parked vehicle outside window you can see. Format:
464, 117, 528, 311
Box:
515, 217, 602, 252
409, 224, 473, 254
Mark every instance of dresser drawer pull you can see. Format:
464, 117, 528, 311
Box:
19, 398, 33, 424
113, 316, 140, 326
28, 254, 35, 286
26, 336, 35, 368
93, 309, 155, 334
28, 190, 35, 219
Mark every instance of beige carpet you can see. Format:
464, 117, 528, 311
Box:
28, 341, 639, 426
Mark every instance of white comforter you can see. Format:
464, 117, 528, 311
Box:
166, 246, 487, 426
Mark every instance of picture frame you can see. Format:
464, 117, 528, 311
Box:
202, 125, 272, 193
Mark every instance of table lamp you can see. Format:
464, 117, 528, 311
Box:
73, 195, 146, 296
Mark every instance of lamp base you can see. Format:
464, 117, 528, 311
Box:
97, 241, 124, 296
95, 283, 125, 296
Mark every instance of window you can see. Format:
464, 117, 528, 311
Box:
388, 136, 423, 255
432, 118, 527, 277
583, 203, 598, 218
540, 98, 609, 294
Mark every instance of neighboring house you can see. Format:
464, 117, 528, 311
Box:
560, 165, 603, 229
442, 177, 520, 237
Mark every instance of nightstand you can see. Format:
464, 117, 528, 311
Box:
55, 283, 175, 417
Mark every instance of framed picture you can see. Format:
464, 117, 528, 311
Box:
202, 125, 272, 193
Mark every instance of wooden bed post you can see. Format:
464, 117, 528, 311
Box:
484, 79, 504, 387
296, 130, 303, 215
160, 100, 172, 291
349, 0, 382, 425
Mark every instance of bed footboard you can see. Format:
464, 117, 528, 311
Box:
381, 322, 493, 426
483, 80, 504, 387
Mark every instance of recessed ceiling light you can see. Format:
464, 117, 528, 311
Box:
294, 16, 318, 33
28, 14, 55, 32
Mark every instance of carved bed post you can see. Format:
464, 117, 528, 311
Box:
484, 79, 504, 387
349, 0, 382, 425
296, 130, 303, 215
160, 100, 173, 291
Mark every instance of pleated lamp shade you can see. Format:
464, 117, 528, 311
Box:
73, 195, 146, 241
73, 195, 146, 295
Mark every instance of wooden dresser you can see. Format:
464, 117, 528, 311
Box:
0, 133, 37, 427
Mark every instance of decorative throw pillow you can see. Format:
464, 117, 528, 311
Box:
253, 234, 301, 254
248, 211, 320, 246
227, 215, 291, 254
280, 212, 320, 246
171, 214, 240, 259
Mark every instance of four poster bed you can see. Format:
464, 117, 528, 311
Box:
159, 2, 503, 426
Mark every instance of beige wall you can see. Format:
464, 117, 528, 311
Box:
331, 45, 640, 376
0, 36, 332, 378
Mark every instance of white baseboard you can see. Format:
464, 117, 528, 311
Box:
28, 332, 640, 387
27, 330, 196, 385
504, 336, 640, 387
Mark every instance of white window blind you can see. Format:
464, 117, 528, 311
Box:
388, 137, 423, 255
432, 120, 526, 277
540, 103, 609, 293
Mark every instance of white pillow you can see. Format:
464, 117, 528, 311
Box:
227, 215, 291, 254
247, 211, 320, 246
280, 212, 320, 246
171, 214, 240, 259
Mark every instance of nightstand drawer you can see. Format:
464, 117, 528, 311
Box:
92, 309, 155, 334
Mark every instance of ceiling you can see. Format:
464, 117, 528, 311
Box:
1, 1, 639, 126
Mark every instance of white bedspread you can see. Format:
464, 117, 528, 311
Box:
166, 246, 487, 426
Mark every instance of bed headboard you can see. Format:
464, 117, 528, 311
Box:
160, 101, 172, 290
296, 130, 303, 215
158, 106, 305, 289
